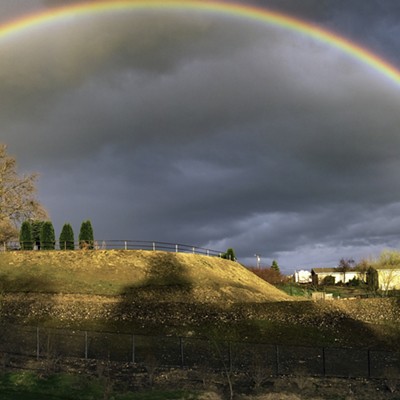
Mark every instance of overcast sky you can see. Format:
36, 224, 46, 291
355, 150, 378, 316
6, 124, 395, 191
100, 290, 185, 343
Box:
2, 0, 400, 273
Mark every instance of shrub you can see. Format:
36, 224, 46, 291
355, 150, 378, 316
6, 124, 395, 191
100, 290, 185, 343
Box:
221, 248, 236, 261
79, 220, 94, 250
19, 221, 33, 250
347, 277, 361, 287
248, 267, 287, 285
322, 275, 335, 286
40, 221, 55, 250
59, 223, 75, 250
367, 267, 379, 292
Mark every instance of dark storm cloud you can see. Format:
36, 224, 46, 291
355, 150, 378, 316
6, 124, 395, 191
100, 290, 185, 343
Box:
1, 1, 400, 272
248, 0, 400, 65
0, 1, 44, 24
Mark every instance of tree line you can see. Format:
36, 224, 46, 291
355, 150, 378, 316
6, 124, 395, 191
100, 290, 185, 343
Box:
0, 143, 96, 251
19, 219, 94, 250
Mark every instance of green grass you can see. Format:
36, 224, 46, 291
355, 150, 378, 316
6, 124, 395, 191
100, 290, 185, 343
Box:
0, 371, 198, 400
276, 282, 377, 299
275, 283, 312, 297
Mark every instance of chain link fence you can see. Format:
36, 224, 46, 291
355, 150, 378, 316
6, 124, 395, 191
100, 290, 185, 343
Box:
0, 323, 398, 378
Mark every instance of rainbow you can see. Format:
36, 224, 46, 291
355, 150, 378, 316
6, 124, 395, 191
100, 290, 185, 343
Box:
1, 0, 399, 86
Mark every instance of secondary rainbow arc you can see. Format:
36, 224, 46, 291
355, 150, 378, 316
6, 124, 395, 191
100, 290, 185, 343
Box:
0, 0, 399, 87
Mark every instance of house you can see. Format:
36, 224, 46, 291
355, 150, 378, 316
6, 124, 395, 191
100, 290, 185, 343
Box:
293, 270, 312, 284
367, 266, 400, 292
311, 267, 361, 285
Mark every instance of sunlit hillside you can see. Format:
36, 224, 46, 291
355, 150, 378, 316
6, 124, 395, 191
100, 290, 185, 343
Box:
0, 250, 290, 303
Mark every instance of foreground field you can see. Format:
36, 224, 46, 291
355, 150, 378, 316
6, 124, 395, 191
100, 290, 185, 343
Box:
2, 368, 400, 400
1, 250, 400, 399
0, 371, 194, 400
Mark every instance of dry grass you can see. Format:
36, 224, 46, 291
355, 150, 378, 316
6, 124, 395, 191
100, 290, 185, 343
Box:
1, 251, 399, 350
0, 250, 291, 303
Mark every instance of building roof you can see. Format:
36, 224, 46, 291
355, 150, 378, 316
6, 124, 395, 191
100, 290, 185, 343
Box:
312, 268, 337, 274
372, 265, 400, 270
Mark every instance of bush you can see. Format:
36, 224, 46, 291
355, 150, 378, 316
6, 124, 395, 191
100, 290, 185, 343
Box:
221, 248, 236, 261
322, 275, 335, 286
347, 277, 361, 287
59, 223, 75, 250
367, 267, 379, 292
19, 221, 33, 250
248, 267, 287, 285
40, 221, 55, 250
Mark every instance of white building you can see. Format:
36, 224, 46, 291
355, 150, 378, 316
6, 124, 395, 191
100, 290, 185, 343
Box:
311, 268, 361, 285
294, 270, 312, 284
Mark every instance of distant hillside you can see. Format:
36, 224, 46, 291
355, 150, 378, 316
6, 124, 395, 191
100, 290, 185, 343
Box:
0, 250, 290, 303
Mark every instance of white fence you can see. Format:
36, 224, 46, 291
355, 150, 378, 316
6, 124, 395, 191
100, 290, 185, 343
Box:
3, 240, 224, 257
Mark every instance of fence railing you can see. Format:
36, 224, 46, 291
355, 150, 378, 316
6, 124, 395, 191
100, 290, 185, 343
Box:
2, 240, 224, 257
0, 323, 399, 379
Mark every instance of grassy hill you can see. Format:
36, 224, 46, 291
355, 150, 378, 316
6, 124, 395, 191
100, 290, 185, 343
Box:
0, 250, 294, 336
0, 250, 290, 302
1, 250, 399, 349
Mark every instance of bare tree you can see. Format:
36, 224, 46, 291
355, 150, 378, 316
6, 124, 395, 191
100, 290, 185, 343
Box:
0, 144, 47, 245
378, 268, 400, 295
337, 258, 355, 284
0, 219, 17, 245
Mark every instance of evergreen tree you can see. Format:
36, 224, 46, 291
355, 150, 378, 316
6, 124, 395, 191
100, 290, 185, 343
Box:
59, 223, 75, 250
79, 220, 94, 249
19, 220, 33, 250
30, 220, 44, 250
271, 260, 280, 273
40, 221, 55, 250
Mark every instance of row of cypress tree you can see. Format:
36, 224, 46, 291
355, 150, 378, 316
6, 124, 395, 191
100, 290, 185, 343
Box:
19, 220, 94, 250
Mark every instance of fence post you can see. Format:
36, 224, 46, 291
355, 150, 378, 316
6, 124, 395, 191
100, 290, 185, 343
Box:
207, 250, 209, 256
125, 241, 127, 250
275, 345, 279, 375
192, 247, 195, 254
176, 244, 178, 253
153, 242, 156, 251
36, 327, 40, 360
367, 349, 371, 378
180, 337, 184, 368
132, 334, 135, 363
228, 341, 233, 372
84, 331, 88, 360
